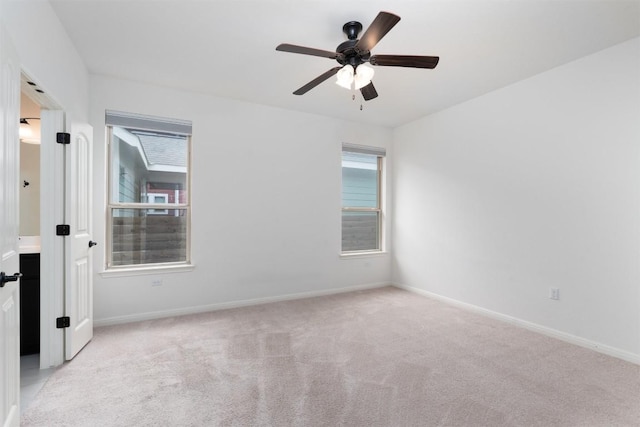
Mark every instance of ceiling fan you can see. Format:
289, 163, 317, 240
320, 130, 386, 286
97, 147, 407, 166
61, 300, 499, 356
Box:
276, 11, 439, 101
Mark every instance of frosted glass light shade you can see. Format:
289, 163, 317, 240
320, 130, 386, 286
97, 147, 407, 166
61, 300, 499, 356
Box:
19, 124, 33, 139
336, 65, 354, 89
19, 121, 40, 144
354, 64, 375, 90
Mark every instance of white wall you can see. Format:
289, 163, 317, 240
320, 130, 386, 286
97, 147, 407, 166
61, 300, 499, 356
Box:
90, 75, 392, 323
2, 0, 89, 121
392, 37, 640, 361
19, 142, 40, 236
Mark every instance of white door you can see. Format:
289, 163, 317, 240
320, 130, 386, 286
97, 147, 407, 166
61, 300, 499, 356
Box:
0, 24, 22, 427
64, 122, 94, 360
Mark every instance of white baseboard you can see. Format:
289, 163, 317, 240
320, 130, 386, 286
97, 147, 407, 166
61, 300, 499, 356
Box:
393, 283, 640, 366
94, 282, 390, 327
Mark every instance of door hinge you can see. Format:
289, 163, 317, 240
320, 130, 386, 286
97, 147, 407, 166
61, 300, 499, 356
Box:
56, 224, 70, 236
56, 132, 71, 144
56, 316, 70, 328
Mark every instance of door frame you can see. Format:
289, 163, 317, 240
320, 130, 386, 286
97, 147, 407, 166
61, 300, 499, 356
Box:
20, 72, 67, 368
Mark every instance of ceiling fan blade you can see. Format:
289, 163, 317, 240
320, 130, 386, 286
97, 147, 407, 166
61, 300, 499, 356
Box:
370, 55, 440, 69
293, 67, 342, 95
355, 11, 401, 54
360, 81, 378, 101
276, 43, 343, 60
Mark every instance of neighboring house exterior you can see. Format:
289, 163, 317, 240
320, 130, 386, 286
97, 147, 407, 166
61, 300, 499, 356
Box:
114, 127, 187, 208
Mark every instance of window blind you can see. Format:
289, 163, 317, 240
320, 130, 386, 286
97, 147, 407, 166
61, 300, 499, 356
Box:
342, 142, 386, 157
106, 110, 192, 136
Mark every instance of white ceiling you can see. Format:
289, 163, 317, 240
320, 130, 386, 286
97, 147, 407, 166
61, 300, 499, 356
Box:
49, 0, 640, 128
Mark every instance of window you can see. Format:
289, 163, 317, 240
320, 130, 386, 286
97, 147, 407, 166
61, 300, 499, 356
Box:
147, 193, 169, 215
341, 143, 385, 253
106, 110, 191, 268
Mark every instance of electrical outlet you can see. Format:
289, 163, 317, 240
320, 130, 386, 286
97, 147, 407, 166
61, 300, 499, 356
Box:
151, 279, 163, 287
549, 287, 560, 300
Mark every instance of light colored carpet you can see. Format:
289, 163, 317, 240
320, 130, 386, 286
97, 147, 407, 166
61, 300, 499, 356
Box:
22, 287, 640, 426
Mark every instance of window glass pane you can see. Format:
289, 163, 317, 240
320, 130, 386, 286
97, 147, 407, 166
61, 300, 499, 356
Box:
111, 208, 187, 266
342, 152, 378, 208
111, 126, 188, 204
342, 211, 379, 252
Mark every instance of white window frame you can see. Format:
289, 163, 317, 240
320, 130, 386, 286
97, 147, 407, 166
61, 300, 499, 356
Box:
105, 110, 192, 271
341, 143, 385, 254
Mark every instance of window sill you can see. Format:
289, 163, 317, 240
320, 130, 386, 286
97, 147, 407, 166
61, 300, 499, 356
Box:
340, 251, 388, 259
100, 263, 195, 278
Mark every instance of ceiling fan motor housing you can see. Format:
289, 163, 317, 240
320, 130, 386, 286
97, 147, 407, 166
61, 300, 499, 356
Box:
337, 21, 369, 67
342, 21, 362, 40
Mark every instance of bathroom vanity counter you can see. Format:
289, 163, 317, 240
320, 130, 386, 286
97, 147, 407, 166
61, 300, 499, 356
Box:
19, 235, 41, 254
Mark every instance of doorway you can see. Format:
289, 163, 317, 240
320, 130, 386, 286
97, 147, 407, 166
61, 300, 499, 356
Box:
19, 90, 41, 360
18, 79, 52, 410
17, 72, 67, 369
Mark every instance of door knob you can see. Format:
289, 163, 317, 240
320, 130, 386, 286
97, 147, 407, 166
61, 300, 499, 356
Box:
0, 272, 22, 288
88, 240, 98, 248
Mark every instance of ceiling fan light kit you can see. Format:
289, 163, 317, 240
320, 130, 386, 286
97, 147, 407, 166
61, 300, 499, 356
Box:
335, 64, 375, 90
276, 11, 439, 101
336, 65, 354, 89
353, 64, 374, 90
